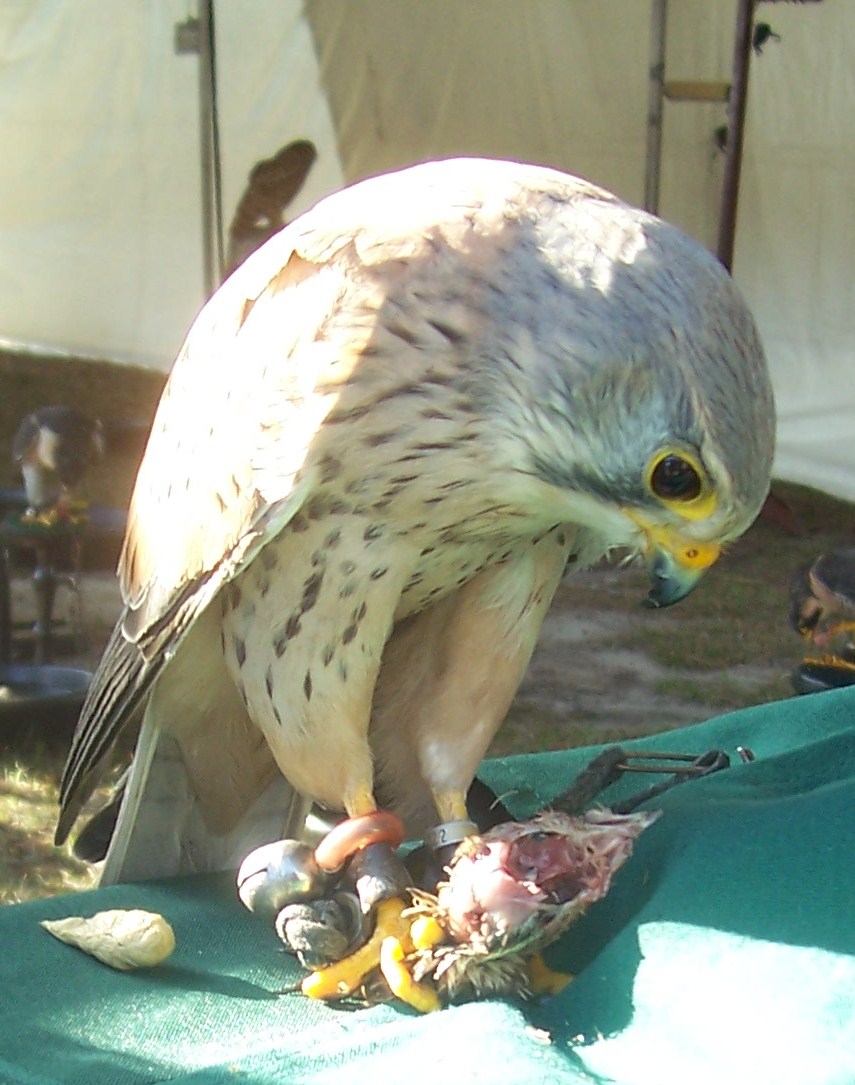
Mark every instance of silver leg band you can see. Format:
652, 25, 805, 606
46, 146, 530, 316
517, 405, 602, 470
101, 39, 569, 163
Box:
424, 819, 478, 853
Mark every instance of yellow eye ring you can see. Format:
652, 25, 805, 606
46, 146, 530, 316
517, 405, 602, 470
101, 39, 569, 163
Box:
646, 449, 717, 521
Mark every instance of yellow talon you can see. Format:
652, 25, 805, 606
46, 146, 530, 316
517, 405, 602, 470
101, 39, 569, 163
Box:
804, 654, 855, 671
526, 953, 574, 996
301, 897, 446, 1011
380, 936, 441, 1013
301, 897, 411, 1000
410, 915, 446, 950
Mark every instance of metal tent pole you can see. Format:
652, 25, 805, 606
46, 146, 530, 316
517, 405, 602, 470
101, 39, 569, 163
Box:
197, 0, 224, 293
644, 0, 668, 214
717, 0, 756, 271
174, 4, 225, 295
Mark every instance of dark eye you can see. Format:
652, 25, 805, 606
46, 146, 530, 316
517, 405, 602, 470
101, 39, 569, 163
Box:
650, 455, 702, 501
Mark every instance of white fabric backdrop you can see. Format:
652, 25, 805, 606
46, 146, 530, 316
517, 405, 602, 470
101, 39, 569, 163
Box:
0, 0, 343, 366
0, 1, 852, 499
733, 3, 855, 502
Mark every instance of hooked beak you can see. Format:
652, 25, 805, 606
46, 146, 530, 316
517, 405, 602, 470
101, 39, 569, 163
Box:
632, 520, 722, 609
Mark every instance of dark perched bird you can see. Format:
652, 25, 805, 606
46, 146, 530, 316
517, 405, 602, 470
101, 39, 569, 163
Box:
752, 22, 781, 56
55, 159, 775, 906
227, 139, 317, 271
12, 405, 104, 514
789, 549, 855, 648
789, 549, 855, 694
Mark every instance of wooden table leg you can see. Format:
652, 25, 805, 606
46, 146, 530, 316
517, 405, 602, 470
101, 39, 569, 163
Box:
31, 545, 55, 666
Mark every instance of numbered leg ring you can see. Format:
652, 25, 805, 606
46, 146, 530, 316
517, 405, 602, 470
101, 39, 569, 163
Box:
424, 819, 478, 853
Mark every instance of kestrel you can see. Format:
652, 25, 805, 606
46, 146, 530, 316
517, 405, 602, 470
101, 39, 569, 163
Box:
13, 405, 104, 514
790, 549, 855, 646
789, 548, 855, 693
56, 159, 775, 893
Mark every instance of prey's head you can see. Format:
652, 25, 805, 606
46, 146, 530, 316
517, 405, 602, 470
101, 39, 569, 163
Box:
436, 808, 660, 950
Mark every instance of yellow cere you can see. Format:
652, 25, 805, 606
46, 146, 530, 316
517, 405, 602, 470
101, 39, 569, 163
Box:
630, 518, 722, 572
671, 536, 721, 571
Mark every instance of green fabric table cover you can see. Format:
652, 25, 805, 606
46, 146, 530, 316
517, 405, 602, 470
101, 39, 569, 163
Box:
3, 687, 855, 1085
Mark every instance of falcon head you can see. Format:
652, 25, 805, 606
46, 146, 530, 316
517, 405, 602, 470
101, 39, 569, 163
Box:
789, 549, 855, 645
469, 183, 775, 608
12, 405, 104, 513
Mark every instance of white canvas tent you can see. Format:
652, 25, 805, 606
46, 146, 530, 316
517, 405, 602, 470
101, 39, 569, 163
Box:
1, 1, 853, 499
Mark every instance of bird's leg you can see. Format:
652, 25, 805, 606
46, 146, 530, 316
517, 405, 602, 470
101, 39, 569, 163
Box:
301, 896, 413, 1000
433, 789, 471, 824
314, 789, 407, 894
371, 531, 570, 835
314, 803, 410, 915
342, 785, 380, 820
302, 782, 478, 1011
302, 797, 441, 1009
423, 789, 479, 867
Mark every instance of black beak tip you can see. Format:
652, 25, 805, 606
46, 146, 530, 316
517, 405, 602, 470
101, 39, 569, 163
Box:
643, 569, 681, 609
643, 578, 691, 610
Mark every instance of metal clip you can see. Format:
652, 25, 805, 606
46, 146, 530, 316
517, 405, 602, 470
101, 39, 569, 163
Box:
549, 746, 734, 817
611, 749, 731, 813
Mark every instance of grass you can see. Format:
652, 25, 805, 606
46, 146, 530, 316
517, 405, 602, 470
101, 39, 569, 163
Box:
652, 673, 790, 709
491, 705, 668, 758
0, 745, 98, 903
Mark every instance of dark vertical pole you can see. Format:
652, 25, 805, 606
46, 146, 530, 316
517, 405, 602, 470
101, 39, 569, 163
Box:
197, 0, 224, 293
644, 0, 668, 214
646, 0, 668, 213
717, 0, 756, 271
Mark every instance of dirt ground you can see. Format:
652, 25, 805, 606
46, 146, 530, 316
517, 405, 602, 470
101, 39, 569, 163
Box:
2, 348, 855, 901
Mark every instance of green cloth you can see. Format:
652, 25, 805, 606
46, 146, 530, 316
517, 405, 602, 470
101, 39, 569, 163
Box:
3, 687, 855, 1085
